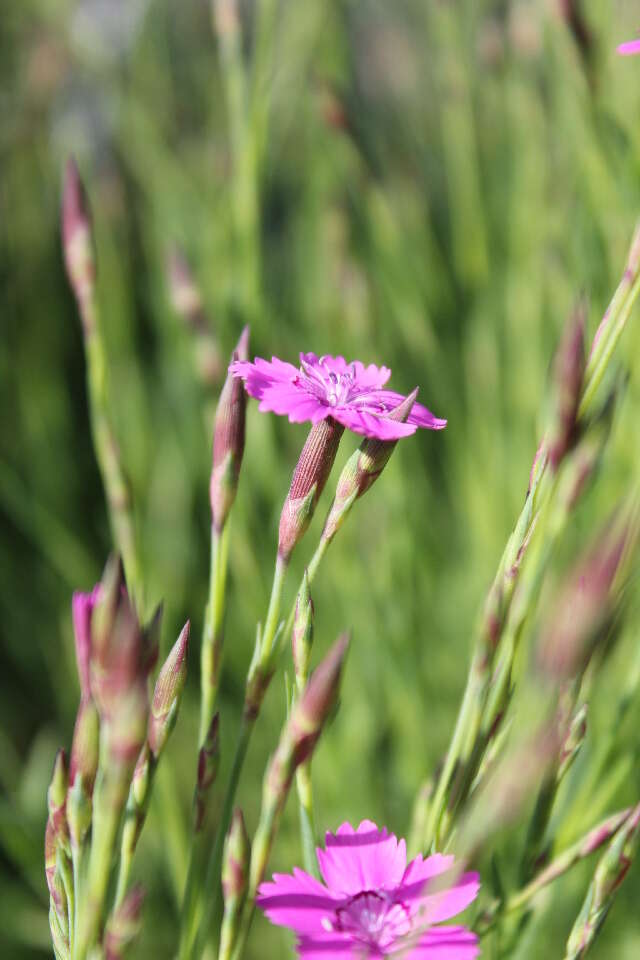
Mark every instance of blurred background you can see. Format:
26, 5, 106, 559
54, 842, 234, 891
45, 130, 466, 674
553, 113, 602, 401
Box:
3, 0, 640, 957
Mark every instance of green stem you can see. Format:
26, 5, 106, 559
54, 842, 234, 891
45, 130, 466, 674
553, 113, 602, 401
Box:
189, 718, 254, 960
296, 761, 318, 877
200, 524, 231, 745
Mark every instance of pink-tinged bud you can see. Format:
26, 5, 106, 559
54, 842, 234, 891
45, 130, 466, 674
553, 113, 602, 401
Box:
279, 418, 345, 561
222, 808, 250, 906
90, 556, 148, 735
210, 330, 250, 533
548, 303, 586, 470
148, 621, 189, 758
104, 885, 145, 960
537, 516, 633, 679
558, 703, 588, 782
46, 750, 69, 860
289, 632, 349, 762
61, 158, 96, 322
321, 392, 416, 544
72, 586, 101, 698
195, 713, 220, 832
292, 570, 314, 690
70, 696, 100, 793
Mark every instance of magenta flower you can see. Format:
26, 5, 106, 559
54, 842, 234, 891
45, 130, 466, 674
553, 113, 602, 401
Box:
230, 353, 446, 440
257, 820, 479, 958
617, 38, 640, 56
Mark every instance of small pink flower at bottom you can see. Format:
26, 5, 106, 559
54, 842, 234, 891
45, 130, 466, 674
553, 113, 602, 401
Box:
617, 38, 640, 56
257, 820, 479, 958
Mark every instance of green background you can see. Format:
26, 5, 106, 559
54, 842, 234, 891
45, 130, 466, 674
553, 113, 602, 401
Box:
2, 1, 640, 957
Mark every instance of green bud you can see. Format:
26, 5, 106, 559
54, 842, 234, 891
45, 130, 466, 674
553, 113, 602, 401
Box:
70, 697, 100, 795
195, 713, 220, 832
148, 621, 189, 758
67, 773, 93, 851
222, 808, 250, 906
210, 329, 249, 533
321, 390, 417, 544
292, 571, 314, 691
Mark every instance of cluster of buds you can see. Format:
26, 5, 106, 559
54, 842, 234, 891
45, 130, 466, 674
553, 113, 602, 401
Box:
249, 634, 349, 895
120, 622, 190, 871
320, 390, 417, 546
210, 327, 250, 533
45, 556, 191, 959
278, 418, 345, 562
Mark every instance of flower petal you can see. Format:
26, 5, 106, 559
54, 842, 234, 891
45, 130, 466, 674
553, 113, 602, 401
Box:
297, 933, 365, 958
401, 925, 479, 959
257, 868, 341, 936
317, 821, 407, 896
401, 870, 480, 925
332, 407, 417, 440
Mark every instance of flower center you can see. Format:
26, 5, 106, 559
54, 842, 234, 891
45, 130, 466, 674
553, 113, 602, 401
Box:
298, 358, 356, 408
332, 891, 411, 950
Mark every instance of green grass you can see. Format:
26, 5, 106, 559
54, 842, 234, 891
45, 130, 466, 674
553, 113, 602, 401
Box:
2, 1, 640, 957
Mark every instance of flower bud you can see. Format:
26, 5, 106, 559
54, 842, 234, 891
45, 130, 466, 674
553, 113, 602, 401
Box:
537, 515, 634, 679
148, 621, 189, 758
548, 302, 586, 470
557, 703, 588, 782
222, 808, 250, 907
210, 330, 250, 533
292, 571, 314, 691
72, 587, 101, 698
278, 418, 344, 561
70, 696, 100, 794
67, 774, 93, 850
195, 713, 220, 832
104, 885, 145, 960
267, 633, 349, 804
288, 632, 349, 765
321, 391, 417, 544
61, 158, 96, 326
47, 749, 69, 841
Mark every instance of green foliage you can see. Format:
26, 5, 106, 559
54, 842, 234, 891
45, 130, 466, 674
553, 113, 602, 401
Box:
2, 0, 640, 956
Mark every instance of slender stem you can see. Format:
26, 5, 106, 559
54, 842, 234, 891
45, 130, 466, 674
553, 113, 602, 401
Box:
82, 299, 143, 611
71, 839, 88, 958
296, 761, 318, 877
200, 524, 231, 744
189, 718, 254, 960
260, 554, 287, 664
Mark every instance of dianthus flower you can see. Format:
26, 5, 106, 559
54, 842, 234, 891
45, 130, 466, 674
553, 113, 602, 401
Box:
230, 353, 446, 441
257, 820, 479, 958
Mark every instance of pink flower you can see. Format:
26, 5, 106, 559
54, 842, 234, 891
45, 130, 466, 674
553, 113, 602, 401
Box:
230, 353, 446, 440
257, 820, 479, 958
617, 38, 640, 56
